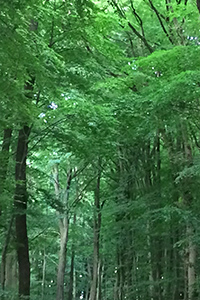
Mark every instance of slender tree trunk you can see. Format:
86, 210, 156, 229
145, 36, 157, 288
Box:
5, 251, 17, 289
68, 214, 76, 300
68, 248, 75, 300
0, 129, 13, 295
86, 260, 92, 300
73, 264, 76, 300
0, 128, 12, 215
117, 252, 124, 300
96, 260, 102, 300
56, 223, 69, 300
181, 136, 196, 300
53, 164, 72, 300
187, 225, 196, 300
42, 249, 46, 300
89, 162, 101, 300
0, 215, 14, 292
89, 233, 99, 300
14, 125, 31, 299
147, 222, 154, 299
1, 128, 12, 178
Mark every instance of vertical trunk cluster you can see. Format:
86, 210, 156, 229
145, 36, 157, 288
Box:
14, 126, 31, 298
112, 135, 189, 300
162, 125, 197, 300
182, 139, 196, 300
87, 122, 199, 300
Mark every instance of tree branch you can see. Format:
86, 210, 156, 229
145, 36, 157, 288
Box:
129, 0, 145, 37
127, 22, 153, 53
148, 0, 174, 44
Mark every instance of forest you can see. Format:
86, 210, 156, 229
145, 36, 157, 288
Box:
1, 0, 200, 300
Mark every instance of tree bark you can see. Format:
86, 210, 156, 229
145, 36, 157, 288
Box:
187, 225, 196, 300
14, 125, 31, 299
68, 247, 75, 300
0, 214, 14, 292
68, 214, 76, 300
96, 260, 102, 300
1, 128, 12, 179
42, 249, 46, 300
53, 164, 72, 300
89, 162, 101, 300
5, 251, 17, 290
0, 128, 12, 215
56, 224, 69, 300
197, 0, 200, 14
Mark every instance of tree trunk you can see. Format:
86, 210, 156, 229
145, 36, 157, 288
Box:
5, 251, 17, 290
73, 264, 76, 300
0, 215, 14, 292
89, 163, 101, 300
68, 214, 76, 300
181, 136, 196, 300
53, 164, 72, 300
89, 235, 99, 300
86, 260, 92, 300
56, 224, 69, 300
42, 249, 46, 300
0, 128, 12, 215
14, 125, 31, 299
96, 260, 102, 300
1, 128, 12, 175
68, 247, 75, 300
187, 225, 196, 300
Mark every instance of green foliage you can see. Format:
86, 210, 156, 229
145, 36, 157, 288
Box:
2, 0, 200, 299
